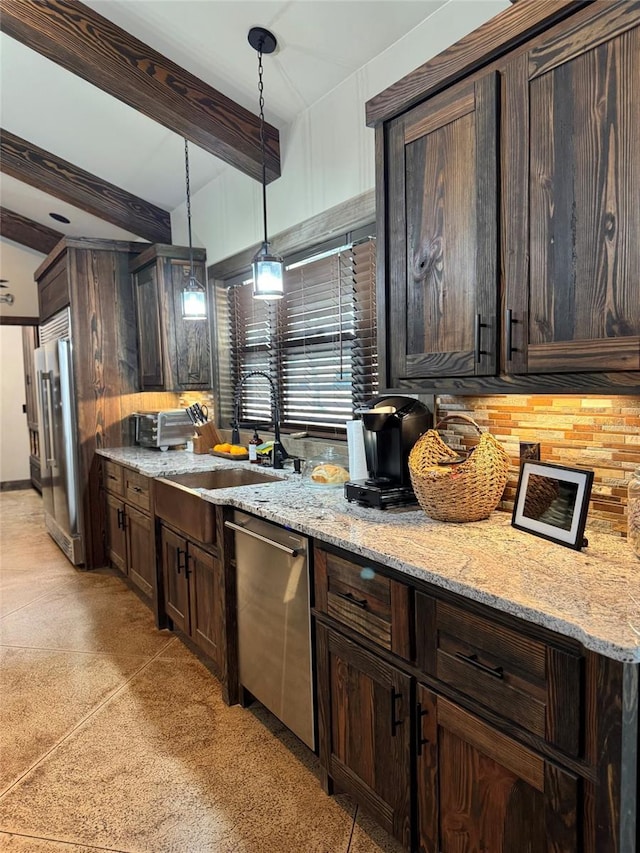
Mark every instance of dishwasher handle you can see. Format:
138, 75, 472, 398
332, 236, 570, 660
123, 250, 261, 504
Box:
225, 520, 301, 556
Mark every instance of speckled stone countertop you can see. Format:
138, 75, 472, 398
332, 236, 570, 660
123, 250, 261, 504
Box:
98, 447, 640, 663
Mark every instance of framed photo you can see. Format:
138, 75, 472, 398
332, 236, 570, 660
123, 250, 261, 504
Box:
512, 461, 594, 550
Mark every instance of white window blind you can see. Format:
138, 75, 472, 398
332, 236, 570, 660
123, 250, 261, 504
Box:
224, 235, 377, 435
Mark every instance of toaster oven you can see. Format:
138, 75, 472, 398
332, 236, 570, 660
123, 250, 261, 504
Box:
132, 410, 194, 451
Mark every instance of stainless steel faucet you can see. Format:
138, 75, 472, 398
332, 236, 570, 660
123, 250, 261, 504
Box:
232, 370, 289, 469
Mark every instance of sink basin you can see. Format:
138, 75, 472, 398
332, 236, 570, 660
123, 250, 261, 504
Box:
154, 467, 282, 543
163, 468, 282, 491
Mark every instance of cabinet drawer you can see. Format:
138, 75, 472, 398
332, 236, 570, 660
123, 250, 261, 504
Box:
416, 593, 583, 756
103, 461, 124, 497
315, 547, 411, 659
124, 469, 151, 512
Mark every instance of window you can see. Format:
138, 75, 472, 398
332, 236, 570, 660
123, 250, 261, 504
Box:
218, 233, 377, 436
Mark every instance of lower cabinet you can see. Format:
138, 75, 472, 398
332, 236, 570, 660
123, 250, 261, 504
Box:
316, 624, 412, 846
103, 461, 154, 600
416, 685, 578, 853
160, 524, 223, 672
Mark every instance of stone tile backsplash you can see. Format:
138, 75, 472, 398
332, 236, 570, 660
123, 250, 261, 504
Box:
436, 395, 640, 536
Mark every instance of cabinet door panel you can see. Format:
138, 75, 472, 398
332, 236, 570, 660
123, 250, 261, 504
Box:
169, 259, 211, 388
105, 494, 126, 574
387, 73, 498, 384
416, 685, 579, 853
160, 526, 189, 633
134, 262, 164, 388
318, 625, 411, 845
126, 505, 153, 599
188, 542, 223, 669
504, 16, 640, 375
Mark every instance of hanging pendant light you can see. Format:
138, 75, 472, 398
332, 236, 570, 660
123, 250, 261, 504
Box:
248, 26, 284, 300
181, 138, 207, 319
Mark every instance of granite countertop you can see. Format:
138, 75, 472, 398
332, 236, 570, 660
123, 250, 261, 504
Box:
98, 447, 640, 663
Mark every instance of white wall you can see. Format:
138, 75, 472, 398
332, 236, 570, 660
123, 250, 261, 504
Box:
0, 326, 30, 483
172, 0, 510, 264
0, 239, 43, 320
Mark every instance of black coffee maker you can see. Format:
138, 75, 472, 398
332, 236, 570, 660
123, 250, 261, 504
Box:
345, 395, 432, 509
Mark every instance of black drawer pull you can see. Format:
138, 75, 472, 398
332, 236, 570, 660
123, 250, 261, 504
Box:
416, 702, 430, 756
116, 508, 124, 530
390, 688, 403, 737
455, 652, 504, 679
335, 591, 368, 609
176, 547, 185, 575
132, 485, 143, 493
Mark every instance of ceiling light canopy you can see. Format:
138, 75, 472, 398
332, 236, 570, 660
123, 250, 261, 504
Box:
248, 26, 284, 301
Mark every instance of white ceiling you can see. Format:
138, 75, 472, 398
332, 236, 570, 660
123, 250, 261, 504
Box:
0, 0, 448, 244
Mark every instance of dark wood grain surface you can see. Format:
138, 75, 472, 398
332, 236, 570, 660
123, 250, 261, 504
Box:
0, 130, 171, 244
0, 206, 62, 255
188, 542, 224, 672
0, 0, 279, 183
365, 0, 587, 126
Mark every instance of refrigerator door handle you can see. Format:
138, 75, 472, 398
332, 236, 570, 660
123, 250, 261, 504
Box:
39, 370, 57, 467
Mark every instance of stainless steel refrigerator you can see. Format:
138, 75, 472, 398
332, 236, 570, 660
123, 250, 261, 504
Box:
34, 308, 84, 565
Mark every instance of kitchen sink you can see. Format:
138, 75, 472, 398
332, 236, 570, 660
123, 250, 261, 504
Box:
162, 468, 282, 491
154, 468, 282, 543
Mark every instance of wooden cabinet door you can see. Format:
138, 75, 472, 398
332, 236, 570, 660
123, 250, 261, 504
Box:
503, 6, 640, 376
316, 624, 412, 847
416, 685, 579, 853
105, 494, 127, 574
187, 542, 223, 669
126, 505, 154, 599
385, 72, 498, 385
134, 262, 164, 389
168, 258, 211, 389
160, 526, 189, 633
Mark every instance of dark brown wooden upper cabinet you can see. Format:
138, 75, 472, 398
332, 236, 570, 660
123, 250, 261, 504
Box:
385, 72, 499, 386
130, 244, 211, 391
503, 6, 640, 376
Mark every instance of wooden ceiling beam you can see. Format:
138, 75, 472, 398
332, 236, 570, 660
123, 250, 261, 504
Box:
0, 206, 63, 254
0, 130, 172, 244
0, 0, 280, 183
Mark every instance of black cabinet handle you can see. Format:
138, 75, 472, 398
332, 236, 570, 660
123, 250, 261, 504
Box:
390, 687, 403, 737
455, 651, 504, 679
116, 508, 124, 530
505, 308, 518, 361
335, 590, 368, 609
416, 702, 430, 756
132, 486, 143, 493
184, 551, 192, 580
176, 547, 185, 575
474, 313, 488, 364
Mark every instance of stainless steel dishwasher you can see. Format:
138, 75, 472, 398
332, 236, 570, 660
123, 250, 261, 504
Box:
225, 510, 315, 750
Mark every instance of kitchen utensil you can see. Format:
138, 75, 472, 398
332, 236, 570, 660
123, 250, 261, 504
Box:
194, 403, 208, 423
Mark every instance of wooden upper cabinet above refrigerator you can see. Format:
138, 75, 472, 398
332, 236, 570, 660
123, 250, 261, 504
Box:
502, 5, 640, 377
130, 244, 211, 391
386, 73, 498, 385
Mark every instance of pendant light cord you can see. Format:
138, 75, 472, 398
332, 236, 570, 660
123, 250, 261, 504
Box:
257, 46, 269, 247
184, 137, 195, 279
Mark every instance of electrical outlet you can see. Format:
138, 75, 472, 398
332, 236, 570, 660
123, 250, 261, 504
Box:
519, 441, 540, 461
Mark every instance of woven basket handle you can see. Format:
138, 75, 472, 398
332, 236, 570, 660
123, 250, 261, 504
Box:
434, 413, 483, 435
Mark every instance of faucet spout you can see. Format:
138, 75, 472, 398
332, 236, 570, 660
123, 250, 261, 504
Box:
233, 371, 289, 467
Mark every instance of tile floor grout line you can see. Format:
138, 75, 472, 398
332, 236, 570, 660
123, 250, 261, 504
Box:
346, 804, 359, 852
0, 829, 131, 853
0, 578, 81, 620
0, 641, 175, 658
0, 637, 177, 801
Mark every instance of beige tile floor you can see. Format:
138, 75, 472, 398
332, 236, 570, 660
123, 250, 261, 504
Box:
0, 489, 405, 853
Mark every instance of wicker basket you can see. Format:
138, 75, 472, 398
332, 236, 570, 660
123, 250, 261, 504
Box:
409, 414, 510, 523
